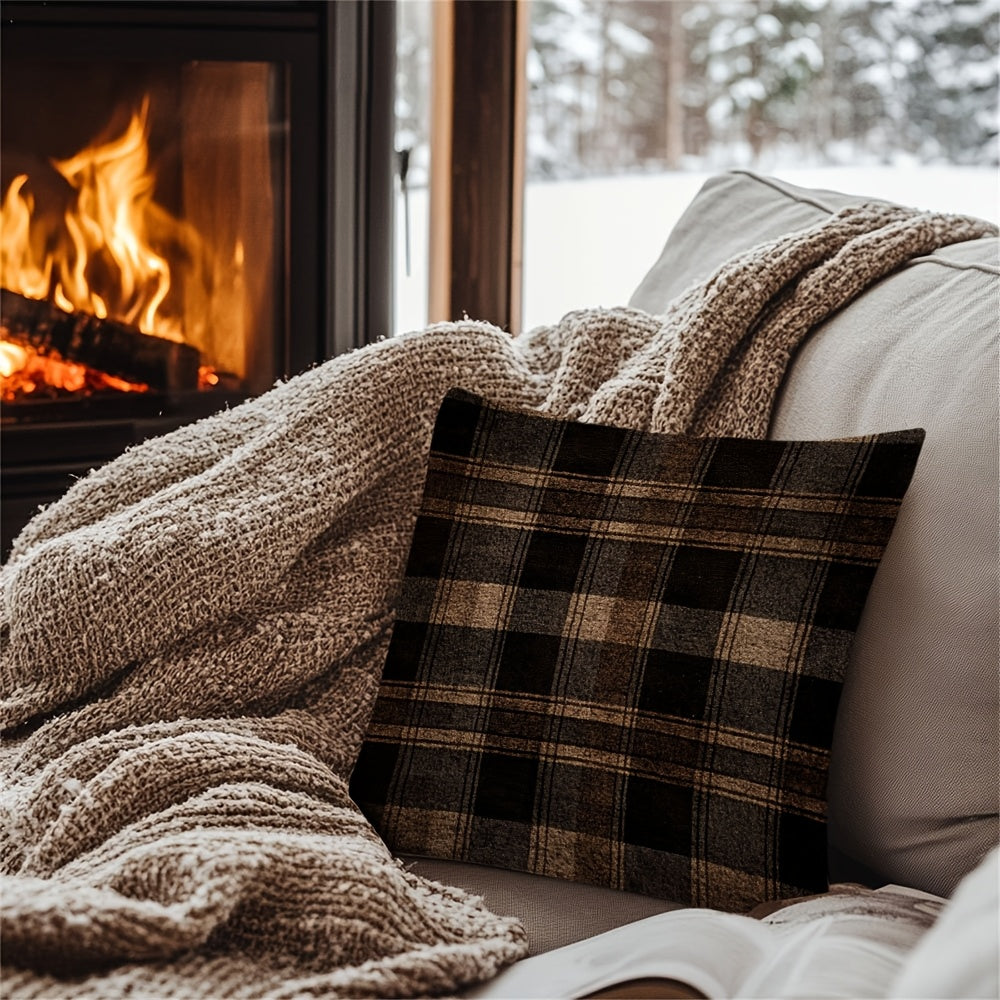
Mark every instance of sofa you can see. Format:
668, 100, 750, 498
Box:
3, 170, 997, 999
397, 170, 999, 983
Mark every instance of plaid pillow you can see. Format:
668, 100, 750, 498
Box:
351, 389, 924, 911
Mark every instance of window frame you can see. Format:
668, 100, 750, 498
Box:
428, 0, 527, 333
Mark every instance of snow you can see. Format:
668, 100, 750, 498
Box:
606, 18, 652, 56
780, 36, 824, 71
393, 166, 998, 337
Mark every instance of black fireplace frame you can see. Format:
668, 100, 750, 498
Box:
1, 1, 395, 556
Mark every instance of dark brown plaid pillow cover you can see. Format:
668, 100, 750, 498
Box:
350, 389, 924, 911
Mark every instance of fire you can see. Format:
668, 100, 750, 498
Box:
48, 99, 176, 337
0, 341, 28, 378
0, 323, 150, 398
1, 177, 53, 301
1, 350, 149, 399
0, 98, 210, 400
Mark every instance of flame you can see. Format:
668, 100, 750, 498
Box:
1, 349, 149, 401
2, 99, 177, 336
51, 101, 177, 337
0, 340, 28, 378
1, 177, 53, 300
0, 98, 209, 399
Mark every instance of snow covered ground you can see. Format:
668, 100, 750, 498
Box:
393, 165, 998, 335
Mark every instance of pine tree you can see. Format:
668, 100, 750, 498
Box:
901, 0, 999, 163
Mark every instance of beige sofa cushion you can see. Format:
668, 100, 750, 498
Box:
629, 170, 999, 898
403, 856, 683, 956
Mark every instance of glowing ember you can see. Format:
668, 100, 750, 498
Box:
0, 340, 28, 379
1, 349, 149, 401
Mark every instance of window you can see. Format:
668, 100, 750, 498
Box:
394, 0, 998, 334
523, 0, 999, 328
394, 0, 521, 335
394, 0, 434, 335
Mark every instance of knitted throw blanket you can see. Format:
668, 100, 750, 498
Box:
1, 205, 993, 998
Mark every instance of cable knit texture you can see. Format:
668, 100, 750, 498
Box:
1, 204, 994, 998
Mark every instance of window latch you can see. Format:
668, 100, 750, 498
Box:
398, 147, 412, 277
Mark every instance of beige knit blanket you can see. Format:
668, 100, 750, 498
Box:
1, 204, 993, 999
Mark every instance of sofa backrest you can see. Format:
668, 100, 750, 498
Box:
629, 170, 999, 898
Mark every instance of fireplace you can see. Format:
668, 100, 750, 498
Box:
3, 67, 283, 406
1, 1, 394, 556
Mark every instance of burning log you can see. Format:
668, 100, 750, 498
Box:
1, 289, 200, 392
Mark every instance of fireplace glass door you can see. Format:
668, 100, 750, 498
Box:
1, 56, 287, 414
1, 2, 394, 558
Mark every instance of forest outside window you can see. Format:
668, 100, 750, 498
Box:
394, 0, 999, 335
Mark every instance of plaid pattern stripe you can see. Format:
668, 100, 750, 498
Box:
351, 389, 925, 911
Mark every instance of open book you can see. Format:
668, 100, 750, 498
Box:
467, 884, 945, 1000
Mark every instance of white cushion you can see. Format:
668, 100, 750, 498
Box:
889, 846, 999, 999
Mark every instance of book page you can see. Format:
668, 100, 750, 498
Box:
466, 909, 776, 999
738, 887, 943, 998
467, 886, 944, 1000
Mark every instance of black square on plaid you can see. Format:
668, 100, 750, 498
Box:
496, 631, 560, 695
625, 776, 693, 855
812, 561, 879, 631
704, 437, 786, 490
381, 621, 428, 681
553, 421, 630, 477
638, 650, 713, 721
519, 530, 588, 592
660, 545, 744, 611
474, 753, 539, 823
350, 390, 924, 911
404, 516, 454, 578
429, 390, 481, 457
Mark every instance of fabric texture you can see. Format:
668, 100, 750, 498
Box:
402, 855, 683, 957
350, 389, 924, 911
888, 846, 999, 999
631, 169, 1000, 899
0, 201, 993, 997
